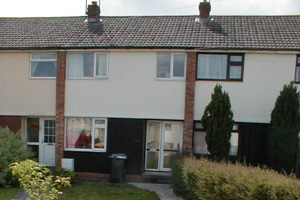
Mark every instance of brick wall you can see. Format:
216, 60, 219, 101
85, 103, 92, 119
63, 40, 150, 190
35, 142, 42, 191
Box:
55, 52, 66, 166
0, 116, 21, 133
183, 52, 197, 153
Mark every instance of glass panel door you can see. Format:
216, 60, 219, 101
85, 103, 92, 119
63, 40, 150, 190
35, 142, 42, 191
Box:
42, 119, 55, 166
161, 123, 182, 171
26, 118, 40, 161
145, 122, 161, 170
145, 121, 183, 171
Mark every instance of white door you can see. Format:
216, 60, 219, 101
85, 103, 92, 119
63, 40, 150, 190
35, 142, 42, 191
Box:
145, 121, 183, 171
26, 117, 55, 166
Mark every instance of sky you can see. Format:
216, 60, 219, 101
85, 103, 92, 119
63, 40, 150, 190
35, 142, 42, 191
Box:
0, 0, 299, 17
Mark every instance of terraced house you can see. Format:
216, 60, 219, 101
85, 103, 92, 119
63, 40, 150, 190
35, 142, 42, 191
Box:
0, 1, 299, 182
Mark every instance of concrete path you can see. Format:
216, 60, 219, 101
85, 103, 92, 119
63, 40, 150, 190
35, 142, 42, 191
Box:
11, 188, 28, 200
130, 182, 183, 200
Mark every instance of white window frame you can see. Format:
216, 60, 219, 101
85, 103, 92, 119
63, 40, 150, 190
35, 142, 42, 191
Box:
64, 117, 108, 152
156, 53, 186, 80
66, 52, 109, 79
30, 53, 57, 79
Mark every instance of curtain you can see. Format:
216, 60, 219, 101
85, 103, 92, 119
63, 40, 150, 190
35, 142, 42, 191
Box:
229, 66, 242, 79
96, 54, 107, 76
31, 62, 38, 77
197, 54, 227, 79
67, 54, 84, 77
66, 118, 92, 148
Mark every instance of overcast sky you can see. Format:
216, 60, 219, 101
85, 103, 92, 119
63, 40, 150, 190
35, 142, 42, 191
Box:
0, 0, 299, 17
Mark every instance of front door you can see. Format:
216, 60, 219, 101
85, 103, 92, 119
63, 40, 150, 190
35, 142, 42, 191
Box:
26, 117, 56, 166
145, 121, 183, 171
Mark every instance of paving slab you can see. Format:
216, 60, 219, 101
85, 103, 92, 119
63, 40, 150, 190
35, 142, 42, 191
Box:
130, 182, 183, 200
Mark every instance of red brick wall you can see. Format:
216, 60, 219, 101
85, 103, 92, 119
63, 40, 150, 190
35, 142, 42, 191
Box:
55, 52, 66, 166
0, 116, 21, 133
183, 52, 197, 153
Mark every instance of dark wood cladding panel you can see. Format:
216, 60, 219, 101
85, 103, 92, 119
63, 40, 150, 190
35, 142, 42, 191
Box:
238, 123, 269, 166
0, 116, 22, 133
64, 118, 146, 175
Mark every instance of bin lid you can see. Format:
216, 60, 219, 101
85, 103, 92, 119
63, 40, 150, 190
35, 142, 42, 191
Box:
109, 154, 127, 159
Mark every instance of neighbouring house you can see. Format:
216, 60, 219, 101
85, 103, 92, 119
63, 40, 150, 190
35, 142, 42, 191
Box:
0, 1, 299, 182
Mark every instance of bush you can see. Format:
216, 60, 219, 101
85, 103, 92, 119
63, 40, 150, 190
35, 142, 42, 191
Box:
201, 84, 234, 161
0, 127, 32, 187
10, 159, 71, 200
52, 167, 75, 182
174, 157, 300, 200
268, 82, 300, 174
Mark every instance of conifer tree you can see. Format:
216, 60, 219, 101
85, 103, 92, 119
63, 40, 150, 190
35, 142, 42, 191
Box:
268, 82, 300, 174
201, 84, 234, 161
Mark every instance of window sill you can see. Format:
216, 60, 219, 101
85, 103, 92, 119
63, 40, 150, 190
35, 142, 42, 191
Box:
155, 78, 185, 81
30, 77, 56, 80
66, 77, 108, 80
196, 78, 243, 82
64, 148, 107, 153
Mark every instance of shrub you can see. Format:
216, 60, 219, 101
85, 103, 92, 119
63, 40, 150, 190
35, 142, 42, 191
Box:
175, 157, 300, 200
0, 127, 32, 187
52, 167, 75, 182
10, 159, 71, 200
201, 84, 234, 161
170, 153, 190, 198
268, 82, 300, 174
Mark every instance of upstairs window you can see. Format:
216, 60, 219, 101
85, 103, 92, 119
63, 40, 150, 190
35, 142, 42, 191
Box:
197, 53, 244, 81
295, 55, 300, 83
157, 53, 186, 79
67, 53, 108, 78
30, 53, 57, 78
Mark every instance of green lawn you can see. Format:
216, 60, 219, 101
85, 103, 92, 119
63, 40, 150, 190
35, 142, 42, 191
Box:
60, 182, 159, 200
0, 187, 19, 200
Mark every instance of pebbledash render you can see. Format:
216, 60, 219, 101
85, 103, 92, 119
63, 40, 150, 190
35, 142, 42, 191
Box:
0, 1, 299, 182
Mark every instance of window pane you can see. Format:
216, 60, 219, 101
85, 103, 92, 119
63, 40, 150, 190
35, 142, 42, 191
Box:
230, 55, 242, 62
27, 145, 39, 161
95, 119, 105, 125
297, 56, 300, 64
193, 131, 209, 154
94, 128, 105, 149
67, 53, 94, 77
163, 151, 176, 168
229, 132, 239, 156
229, 66, 242, 79
146, 152, 159, 169
96, 54, 107, 77
197, 54, 227, 79
32, 54, 56, 60
296, 67, 300, 82
157, 54, 171, 78
164, 123, 181, 150
27, 118, 39, 142
146, 122, 160, 149
31, 61, 56, 77
195, 122, 203, 129
173, 54, 185, 77
66, 118, 92, 149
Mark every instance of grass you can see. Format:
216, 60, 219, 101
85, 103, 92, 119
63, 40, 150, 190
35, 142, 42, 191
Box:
0, 187, 19, 200
60, 182, 160, 200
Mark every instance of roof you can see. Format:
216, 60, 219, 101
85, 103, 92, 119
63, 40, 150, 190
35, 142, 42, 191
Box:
0, 15, 299, 51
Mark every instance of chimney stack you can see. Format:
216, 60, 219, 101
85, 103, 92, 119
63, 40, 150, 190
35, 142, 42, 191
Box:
199, 0, 211, 23
87, 1, 101, 23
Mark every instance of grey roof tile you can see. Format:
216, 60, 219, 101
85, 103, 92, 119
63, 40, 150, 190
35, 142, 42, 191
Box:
0, 15, 299, 50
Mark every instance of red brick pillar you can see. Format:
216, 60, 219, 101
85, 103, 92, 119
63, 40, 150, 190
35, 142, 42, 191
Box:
55, 52, 66, 167
183, 52, 197, 153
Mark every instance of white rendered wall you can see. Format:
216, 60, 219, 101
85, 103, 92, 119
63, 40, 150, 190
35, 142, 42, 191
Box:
65, 52, 186, 119
194, 53, 299, 123
0, 53, 56, 116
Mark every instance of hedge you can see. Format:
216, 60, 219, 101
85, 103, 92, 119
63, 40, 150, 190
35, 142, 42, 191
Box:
171, 156, 300, 200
